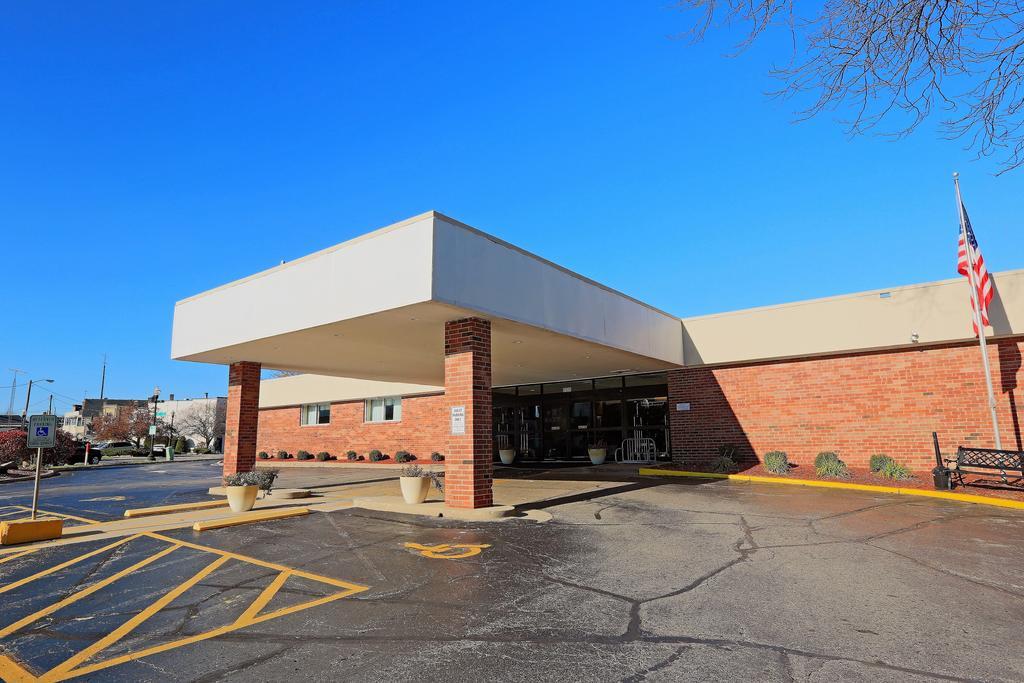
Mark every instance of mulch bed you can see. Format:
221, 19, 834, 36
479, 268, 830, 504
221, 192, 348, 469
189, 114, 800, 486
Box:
667, 463, 1024, 504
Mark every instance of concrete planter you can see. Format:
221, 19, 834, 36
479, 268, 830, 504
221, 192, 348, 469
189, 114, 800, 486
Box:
587, 448, 608, 465
399, 476, 431, 504
498, 449, 516, 465
226, 485, 259, 513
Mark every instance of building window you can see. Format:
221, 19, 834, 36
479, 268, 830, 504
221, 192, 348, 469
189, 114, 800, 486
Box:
300, 403, 331, 426
364, 396, 401, 423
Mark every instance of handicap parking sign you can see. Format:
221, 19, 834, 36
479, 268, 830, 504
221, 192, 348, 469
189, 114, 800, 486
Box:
27, 415, 57, 448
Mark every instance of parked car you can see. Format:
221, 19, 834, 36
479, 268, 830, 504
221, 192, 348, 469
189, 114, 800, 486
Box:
94, 441, 136, 457
74, 441, 102, 465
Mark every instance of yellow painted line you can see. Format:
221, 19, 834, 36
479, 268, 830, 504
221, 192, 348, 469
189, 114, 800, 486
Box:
44, 554, 231, 681
0, 534, 142, 597
641, 469, 1024, 511
13, 506, 99, 525
191, 507, 309, 532
234, 570, 290, 625
0, 544, 180, 638
0, 653, 35, 683
0, 547, 41, 565
123, 500, 230, 518
142, 532, 366, 591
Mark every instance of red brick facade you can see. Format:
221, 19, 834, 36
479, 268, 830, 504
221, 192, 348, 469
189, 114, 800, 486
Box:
668, 337, 1024, 471
257, 392, 447, 457
224, 361, 261, 476
443, 318, 493, 509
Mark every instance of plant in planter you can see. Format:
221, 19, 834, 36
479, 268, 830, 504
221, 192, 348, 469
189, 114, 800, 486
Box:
395, 450, 415, 463
346, 450, 359, 462
587, 439, 608, 465
257, 451, 270, 460
296, 450, 313, 461
431, 452, 444, 462
398, 464, 444, 504
223, 469, 279, 513
315, 451, 331, 462
497, 446, 516, 465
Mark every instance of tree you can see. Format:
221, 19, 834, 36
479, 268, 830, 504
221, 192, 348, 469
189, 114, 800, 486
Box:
178, 401, 226, 449
673, 0, 1024, 172
91, 407, 151, 447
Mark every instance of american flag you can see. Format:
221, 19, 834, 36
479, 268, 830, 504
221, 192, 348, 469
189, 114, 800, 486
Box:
956, 201, 992, 335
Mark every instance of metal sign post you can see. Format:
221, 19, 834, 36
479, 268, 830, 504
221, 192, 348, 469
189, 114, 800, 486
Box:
27, 414, 57, 520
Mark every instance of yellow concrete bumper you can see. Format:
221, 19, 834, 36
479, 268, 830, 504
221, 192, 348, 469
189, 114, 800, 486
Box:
192, 507, 309, 531
0, 518, 64, 545
124, 500, 229, 518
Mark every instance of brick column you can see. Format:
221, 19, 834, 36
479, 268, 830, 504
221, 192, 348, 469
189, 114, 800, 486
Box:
223, 361, 261, 477
444, 318, 493, 509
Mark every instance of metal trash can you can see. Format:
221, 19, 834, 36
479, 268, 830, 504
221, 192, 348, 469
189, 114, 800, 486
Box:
932, 466, 952, 490
166, 447, 175, 462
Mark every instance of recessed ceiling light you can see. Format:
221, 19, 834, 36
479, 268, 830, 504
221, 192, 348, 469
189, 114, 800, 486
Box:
410, 317, 418, 321
512, 340, 522, 344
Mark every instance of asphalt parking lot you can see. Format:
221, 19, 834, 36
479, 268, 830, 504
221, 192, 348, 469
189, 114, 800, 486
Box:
1, 463, 1023, 682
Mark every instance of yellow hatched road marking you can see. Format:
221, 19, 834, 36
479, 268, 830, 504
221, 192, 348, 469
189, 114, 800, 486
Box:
0, 544, 180, 638
0, 547, 41, 566
0, 653, 35, 682
43, 554, 231, 681
235, 570, 290, 625
0, 535, 142, 597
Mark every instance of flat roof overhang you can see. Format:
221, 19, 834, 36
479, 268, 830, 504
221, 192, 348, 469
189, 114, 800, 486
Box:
171, 212, 684, 386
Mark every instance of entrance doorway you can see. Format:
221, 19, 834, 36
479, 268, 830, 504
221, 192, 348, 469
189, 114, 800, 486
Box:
492, 372, 669, 464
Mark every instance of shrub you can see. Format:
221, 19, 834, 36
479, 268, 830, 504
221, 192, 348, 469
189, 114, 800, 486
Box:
195, 447, 212, 455
346, 451, 358, 462
763, 451, 789, 474
431, 452, 444, 462
276, 450, 291, 460
224, 468, 279, 493
814, 451, 849, 478
296, 450, 313, 461
709, 454, 736, 473
878, 459, 912, 480
257, 451, 270, 460
174, 436, 188, 453
369, 450, 388, 462
869, 454, 894, 472
0, 430, 78, 468
315, 451, 331, 461
395, 450, 415, 463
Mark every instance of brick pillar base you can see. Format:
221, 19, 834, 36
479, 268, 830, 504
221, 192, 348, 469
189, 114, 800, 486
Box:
444, 318, 493, 509
223, 361, 261, 477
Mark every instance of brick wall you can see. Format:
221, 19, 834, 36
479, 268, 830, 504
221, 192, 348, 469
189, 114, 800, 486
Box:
257, 392, 447, 458
224, 361, 261, 476
444, 318, 494, 509
669, 337, 1024, 470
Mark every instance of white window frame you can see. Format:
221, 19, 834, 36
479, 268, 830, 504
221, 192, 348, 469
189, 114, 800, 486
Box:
300, 402, 331, 426
364, 396, 402, 423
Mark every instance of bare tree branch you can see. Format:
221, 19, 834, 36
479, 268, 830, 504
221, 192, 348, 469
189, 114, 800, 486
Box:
674, 0, 1024, 173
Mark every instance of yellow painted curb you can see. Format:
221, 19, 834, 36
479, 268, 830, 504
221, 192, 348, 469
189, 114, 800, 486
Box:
640, 468, 1024, 512
124, 500, 229, 518
0, 518, 64, 545
192, 507, 309, 532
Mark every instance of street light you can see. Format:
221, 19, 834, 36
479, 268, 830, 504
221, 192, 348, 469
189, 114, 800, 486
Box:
21, 378, 54, 422
149, 386, 161, 460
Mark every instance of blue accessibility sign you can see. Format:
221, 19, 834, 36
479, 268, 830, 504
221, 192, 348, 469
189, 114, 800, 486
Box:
27, 415, 57, 448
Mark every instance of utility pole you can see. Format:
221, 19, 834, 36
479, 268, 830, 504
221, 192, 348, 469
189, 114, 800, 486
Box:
7, 368, 25, 416
99, 354, 107, 400
47, 394, 53, 415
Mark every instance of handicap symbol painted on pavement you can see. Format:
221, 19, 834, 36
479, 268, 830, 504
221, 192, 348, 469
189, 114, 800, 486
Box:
404, 542, 491, 560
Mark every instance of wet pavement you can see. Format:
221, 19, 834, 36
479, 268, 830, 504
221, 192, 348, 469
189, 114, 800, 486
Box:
1, 463, 1023, 681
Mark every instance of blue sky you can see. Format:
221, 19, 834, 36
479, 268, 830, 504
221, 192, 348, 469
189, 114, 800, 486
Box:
2, 1, 1021, 412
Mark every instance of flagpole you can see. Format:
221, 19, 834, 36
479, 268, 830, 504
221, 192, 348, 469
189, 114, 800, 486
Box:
953, 172, 1002, 450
